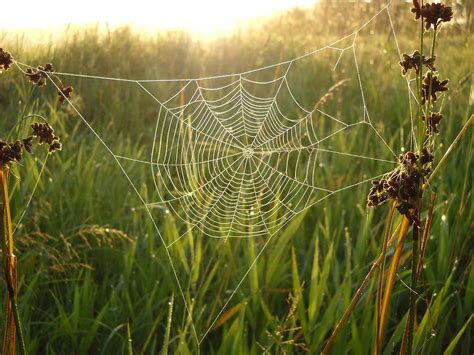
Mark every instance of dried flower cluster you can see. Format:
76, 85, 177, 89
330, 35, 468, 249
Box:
368, 1, 453, 220
58, 86, 73, 103
0, 48, 13, 72
0, 49, 67, 170
399, 52, 449, 106
2, 48, 73, 104
423, 112, 443, 135
421, 72, 448, 104
411, 0, 453, 30
0, 141, 24, 167
31, 122, 62, 153
400, 51, 435, 75
25, 62, 73, 103
367, 150, 433, 221
0, 123, 62, 168
25, 63, 55, 87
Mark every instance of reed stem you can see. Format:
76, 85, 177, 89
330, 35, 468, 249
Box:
417, 193, 436, 278
375, 216, 411, 354
0, 169, 26, 355
423, 114, 474, 189
406, 216, 420, 355
401, 192, 436, 353
375, 202, 396, 352
417, 0, 425, 157
321, 222, 401, 355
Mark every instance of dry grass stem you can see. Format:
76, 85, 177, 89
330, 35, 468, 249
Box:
423, 114, 474, 190
375, 201, 397, 350
321, 221, 401, 355
374, 216, 411, 354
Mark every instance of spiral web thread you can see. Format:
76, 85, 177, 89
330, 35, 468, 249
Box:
13, 0, 420, 345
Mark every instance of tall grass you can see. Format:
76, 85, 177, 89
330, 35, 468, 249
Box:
0, 2, 472, 353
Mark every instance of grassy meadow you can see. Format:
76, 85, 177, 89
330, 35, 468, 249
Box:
0, 1, 473, 354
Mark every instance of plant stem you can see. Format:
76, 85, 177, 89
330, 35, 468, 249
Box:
375, 202, 396, 353
0, 169, 26, 355
401, 193, 436, 354
417, 1, 425, 156
423, 115, 474, 189
375, 216, 411, 354
1, 169, 14, 355
4, 255, 17, 355
417, 193, 436, 278
321, 222, 401, 355
1, 191, 11, 355
406, 216, 420, 355
428, 28, 437, 97
423, 28, 438, 144
0, 170, 13, 256
127, 318, 133, 355
403, 9, 433, 355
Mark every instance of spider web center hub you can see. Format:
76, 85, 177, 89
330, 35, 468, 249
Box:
242, 147, 254, 159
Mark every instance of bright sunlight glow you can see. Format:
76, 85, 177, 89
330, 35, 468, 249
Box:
1, 0, 316, 34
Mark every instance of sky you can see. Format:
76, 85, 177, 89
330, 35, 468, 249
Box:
1, 0, 316, 34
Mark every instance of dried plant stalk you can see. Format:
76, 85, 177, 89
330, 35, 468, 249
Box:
376, 202, 397, 344
1, 169, 26, 355
321, 220, 401, 354
375, 216, 411, 354
400, 192, 436, 354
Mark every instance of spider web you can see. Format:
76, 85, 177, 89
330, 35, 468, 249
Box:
14, 0, 418, 346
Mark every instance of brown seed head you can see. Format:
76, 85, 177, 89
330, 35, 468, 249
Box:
31, 122, 57, 145
411, 0, 422, 20
22, 136, 34, 153
424, 112, 443, 135
400, 51, 436, 75
412, 1, 453, 30
422, 72, 448, 104
25, 64, 55, 87
58, 86, 73, 103
421, 148, 434, 165
26, 67, 46, 86
43, 63, 55, 73
0, 140, 24, 167
48, 140, 62, 154
0, 48, 13, 72
31, 122, 62, 154
421, 3, 453, 30
367, 148, 433, 223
